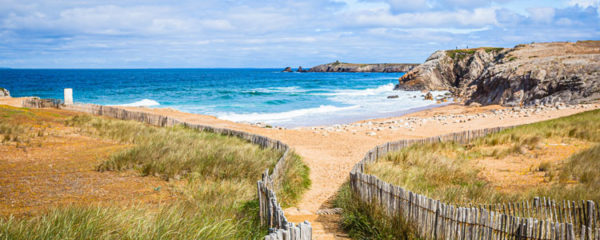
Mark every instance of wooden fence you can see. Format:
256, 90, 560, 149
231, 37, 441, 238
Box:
22, 98, 63, 108
22, 99, 312, 240
350, 126, 600, 240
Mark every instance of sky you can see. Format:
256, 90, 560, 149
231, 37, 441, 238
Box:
0, 0, 598, 68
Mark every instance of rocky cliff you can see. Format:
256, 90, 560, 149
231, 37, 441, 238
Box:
396, 41, 600, 106
308, 62, 419, 72
0, 88, 9, 98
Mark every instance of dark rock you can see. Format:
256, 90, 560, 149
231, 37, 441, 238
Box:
387, 95, 399, 99
282, 67, 293, 72
424, 92, 433, 100
396, 41, 600, 106
297, 66, 307, 72
0, 87, 9, 97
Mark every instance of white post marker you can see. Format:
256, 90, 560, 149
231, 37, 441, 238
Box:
64, 88, 73, 105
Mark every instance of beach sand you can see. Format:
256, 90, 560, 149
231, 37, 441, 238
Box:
3, 96, 598, 239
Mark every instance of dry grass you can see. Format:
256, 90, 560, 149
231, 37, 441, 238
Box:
334, 182, 418, 240
367, 109, 600, 205
0, 106, 310, 239
65, 114, 282, 181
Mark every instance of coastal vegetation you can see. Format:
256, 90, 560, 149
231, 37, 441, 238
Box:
0, 105, 310, 239
337, 109, 600, 239
445, 47, 504, 59
335, 182, 419, 240
368, 109, 600, 204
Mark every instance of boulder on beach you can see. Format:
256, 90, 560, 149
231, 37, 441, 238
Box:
424, 92, 433, 100
0, 88, 9, 98
282, 67, 293, 72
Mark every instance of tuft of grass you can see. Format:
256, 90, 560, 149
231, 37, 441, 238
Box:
277, 153, 311, 207
537, 161, 551, 172
368, 109, 600, 205
484, 47, 504, 53
446, 47, 503, 60
334, 182, 419, 240
446, 49, 476, 60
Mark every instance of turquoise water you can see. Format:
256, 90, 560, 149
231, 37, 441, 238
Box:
0, 69, 446, 127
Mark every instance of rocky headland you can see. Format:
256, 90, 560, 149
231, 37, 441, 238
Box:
395, 41, 600, 106
308, 61, 419, 72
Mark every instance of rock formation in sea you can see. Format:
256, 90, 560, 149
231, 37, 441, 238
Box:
282, 67, 293, 72
308, 61, 419, 72
297, 66, 307, 72
396, 41, 600, 106
0, 88, 9, 98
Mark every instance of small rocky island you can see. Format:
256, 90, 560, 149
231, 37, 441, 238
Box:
282, 61, 419, 73
396, 41, 600, 106
308, 61, 419, 72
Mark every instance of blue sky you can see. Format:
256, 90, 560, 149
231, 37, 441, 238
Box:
0, 0, 598, 68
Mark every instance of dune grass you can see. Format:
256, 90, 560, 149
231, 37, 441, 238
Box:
0, 108, 310, 240
366, 109, 600, 205
65, 114, 282, 181
334, 183, 418, 240
277, 153, 311, 207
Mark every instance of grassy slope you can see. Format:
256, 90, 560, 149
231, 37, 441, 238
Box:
337, 109, 600, 239
446, 47, 504, 59
367, 109, 600, 205
0, 106, 310, 240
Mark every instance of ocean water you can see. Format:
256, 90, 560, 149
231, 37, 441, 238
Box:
0, 69, 448, 127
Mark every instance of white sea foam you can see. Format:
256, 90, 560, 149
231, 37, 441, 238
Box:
118, 99, 160, 107
248, 86, 306, 93
216, 83, 450, 127
218, 105, 359, 123
313, 83, 396, 96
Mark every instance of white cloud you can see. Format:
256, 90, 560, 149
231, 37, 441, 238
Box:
351, 7, 497, 27
527, 7, 556, 23
200, 19, 234, 31
386, 0, 430, 12
568, 0, 600, 8
568, 0, 600, 15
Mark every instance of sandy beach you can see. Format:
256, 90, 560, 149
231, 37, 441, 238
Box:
2, 96, 598, 239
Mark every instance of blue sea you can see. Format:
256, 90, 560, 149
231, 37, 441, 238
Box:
0, 69, 447, 127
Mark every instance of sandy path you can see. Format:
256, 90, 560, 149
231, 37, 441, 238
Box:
3, 97, 598, 239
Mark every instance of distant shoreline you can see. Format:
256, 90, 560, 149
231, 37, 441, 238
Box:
283, 62, 420, 73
